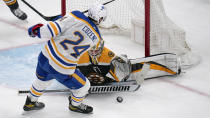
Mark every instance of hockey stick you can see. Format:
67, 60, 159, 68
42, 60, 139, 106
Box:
21, 0, 115, 21
21, 0, 60, 21
18, 89, 70, 94
18, 80, 140, 94
18, 73, 181, 95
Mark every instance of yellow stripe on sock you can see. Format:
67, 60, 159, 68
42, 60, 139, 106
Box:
4, 0, 16, 5
30, 87, 43, 96
71, 96, 85, 102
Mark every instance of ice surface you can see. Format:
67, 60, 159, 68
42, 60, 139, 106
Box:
0, 0, 210, 118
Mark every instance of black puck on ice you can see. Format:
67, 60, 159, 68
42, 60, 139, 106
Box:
116, 96, 123, 103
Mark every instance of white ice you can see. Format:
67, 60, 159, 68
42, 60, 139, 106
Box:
0, 0, 210, 118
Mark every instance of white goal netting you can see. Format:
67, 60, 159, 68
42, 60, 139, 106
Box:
64, 0, 200, 68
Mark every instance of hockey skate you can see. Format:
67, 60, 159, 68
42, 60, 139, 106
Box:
68, 96, 93, 114
23, 96, 45, 111
11, 8, 27, 20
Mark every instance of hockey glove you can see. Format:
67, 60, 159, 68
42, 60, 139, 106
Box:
111, 54, 131, 81
28, 23, 43, 38
115, 54, 129, 63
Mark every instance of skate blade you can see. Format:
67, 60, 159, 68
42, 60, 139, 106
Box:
21, 110, 40, 115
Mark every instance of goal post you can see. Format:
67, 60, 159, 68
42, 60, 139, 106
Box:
61, 0, 200, 68
61, 0, 66, 16
144, 0, 150, 57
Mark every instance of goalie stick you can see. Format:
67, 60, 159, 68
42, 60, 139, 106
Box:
18, 80, 140, 94
21, 0, 115, 21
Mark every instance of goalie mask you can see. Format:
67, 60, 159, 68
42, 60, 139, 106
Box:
88, 3, 107, 24
88, 40, 104, 65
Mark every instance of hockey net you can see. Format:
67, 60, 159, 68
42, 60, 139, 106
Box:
61, 0, 200, 68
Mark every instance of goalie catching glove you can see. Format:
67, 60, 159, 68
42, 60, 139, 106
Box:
110, 54, 131, 82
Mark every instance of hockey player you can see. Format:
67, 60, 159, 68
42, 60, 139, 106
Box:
23, 4, 107, 114
3, 0, 27, 20
77, 42, 181, 86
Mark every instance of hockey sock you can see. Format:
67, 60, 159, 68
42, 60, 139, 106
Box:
28, 78, 53, 102
3, 0, 19, 10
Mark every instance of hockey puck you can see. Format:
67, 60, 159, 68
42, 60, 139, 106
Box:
116, 96, 123, 103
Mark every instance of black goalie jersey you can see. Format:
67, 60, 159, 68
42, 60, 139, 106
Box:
77, 47, 116, 85
77, 47, 179, 86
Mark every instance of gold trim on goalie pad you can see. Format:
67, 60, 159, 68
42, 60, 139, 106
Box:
131, 62, 176, 75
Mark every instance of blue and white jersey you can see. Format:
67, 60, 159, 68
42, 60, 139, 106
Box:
39, 11, 102, 75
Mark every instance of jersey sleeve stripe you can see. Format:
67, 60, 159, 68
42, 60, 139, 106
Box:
54, 21, 61, 33
72, 73, 86, 85
49, 21, 59, 36
45, 45, 76, 69
47, 24, 54, 37
51, 39, 77, 63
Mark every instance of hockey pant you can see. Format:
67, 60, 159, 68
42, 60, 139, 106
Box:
28, 52, 90, 106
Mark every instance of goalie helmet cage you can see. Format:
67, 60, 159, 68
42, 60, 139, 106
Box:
61, 0, 200, 68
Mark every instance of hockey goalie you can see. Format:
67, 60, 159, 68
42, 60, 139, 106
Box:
77, 40, 181, 86
18, 41, 182, 94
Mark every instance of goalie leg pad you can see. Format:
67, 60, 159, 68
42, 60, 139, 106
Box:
130, 53, 181, 79
130, 63, 150, 84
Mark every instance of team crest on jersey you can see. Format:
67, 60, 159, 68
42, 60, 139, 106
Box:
108, 51, 115, 57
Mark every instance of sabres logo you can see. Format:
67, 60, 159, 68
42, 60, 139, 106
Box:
108, 51, 115, 57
